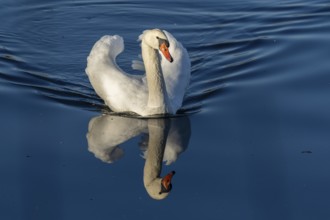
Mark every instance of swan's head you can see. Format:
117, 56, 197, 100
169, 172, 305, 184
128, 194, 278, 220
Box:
145, 171, 175, 200
141, 29, 173, 63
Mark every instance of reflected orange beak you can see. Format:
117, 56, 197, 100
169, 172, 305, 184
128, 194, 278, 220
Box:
160, 171, 175, 194
160, 42, 173, 63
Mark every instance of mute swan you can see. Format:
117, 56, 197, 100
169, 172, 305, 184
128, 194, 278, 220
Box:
85, 29, 190, 116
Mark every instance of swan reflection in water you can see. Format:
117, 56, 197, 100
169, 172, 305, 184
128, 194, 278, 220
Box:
86, 115, 191, 200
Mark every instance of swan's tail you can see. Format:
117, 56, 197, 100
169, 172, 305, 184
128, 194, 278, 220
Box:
86, 35, 124, 76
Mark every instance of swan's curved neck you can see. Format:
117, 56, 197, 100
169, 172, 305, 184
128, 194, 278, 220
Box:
141, 42, 171, 113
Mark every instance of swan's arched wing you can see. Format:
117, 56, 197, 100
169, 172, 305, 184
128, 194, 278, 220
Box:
161, 31, 191, 112
86, 35, 148, 113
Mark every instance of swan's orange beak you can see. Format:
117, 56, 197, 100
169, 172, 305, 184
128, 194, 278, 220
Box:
160, 42, 173, 63
160, 171, 175, 194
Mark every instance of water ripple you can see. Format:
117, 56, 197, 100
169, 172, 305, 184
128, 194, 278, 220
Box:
1, 0, 329, 114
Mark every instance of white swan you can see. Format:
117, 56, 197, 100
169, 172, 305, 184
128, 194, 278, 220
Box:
85, 29, 190, 116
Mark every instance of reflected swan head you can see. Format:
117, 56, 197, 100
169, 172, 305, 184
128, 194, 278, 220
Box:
145, 171, 175, 200
160, 171, 175, 194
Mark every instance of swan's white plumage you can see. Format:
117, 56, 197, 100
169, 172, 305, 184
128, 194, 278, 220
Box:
86, 29, 190, 116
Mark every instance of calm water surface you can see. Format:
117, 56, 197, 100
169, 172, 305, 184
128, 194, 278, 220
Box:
1, 0, 330, 219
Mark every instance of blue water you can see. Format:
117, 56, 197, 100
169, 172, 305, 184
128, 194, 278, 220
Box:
1, 0, 330, 219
